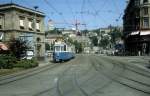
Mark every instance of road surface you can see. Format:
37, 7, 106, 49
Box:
0, 54, 150, 96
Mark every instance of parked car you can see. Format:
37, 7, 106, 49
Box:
22, 50, 34, 60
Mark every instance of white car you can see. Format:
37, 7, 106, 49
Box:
22, 50, 34, 60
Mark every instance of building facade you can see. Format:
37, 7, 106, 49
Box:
0, 3, 45, 57
123, 0, 150, 55
45, 34, 63, 50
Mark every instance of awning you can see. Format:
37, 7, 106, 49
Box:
0, 43, 8, 50
130, 31, 150, 36
130, 31, 139, 35
140, 31, 150, 35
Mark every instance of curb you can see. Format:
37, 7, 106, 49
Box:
0, 61, 54, 83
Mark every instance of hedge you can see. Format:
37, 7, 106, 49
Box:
14, 59, 39, 69
0, 55, 39, 69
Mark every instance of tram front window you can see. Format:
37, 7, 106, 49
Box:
55, 46, 60, 52
61, 46, 64, 51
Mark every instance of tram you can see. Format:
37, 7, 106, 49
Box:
53, 41, 75, 62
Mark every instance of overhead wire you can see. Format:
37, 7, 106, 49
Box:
65, 0, 76, 28
65, 0, 76, 21
17, 0, 124, 29
111, 0, 123, 25
87, 0, 108, 28
80, 0, 87, 29
43, 0, 69, 27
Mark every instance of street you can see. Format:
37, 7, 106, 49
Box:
0, 54, 150, 96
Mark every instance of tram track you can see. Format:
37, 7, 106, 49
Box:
6, 55, 149, 96
100, 57, 150, 85
0, 59, 75, 86
0, 63, 62, 85
18, 55, 150, 96
57, 55, 114, 96
92, 56, 150, 94
105, 56, 150, 77
33, 87, 56, 96
56, 55, 91, 96
32, 59, 78, 96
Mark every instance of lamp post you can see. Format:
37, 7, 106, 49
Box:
138, 4, 141, 56
34, 6, 38, 57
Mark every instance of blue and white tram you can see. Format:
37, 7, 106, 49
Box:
53, 41, 75, 62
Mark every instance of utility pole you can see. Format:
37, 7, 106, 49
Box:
74, 19, 86, 36
34, 6, 38, 57
75, 19, 80, 34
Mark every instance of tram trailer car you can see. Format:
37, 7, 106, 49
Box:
53, 42, 75, 62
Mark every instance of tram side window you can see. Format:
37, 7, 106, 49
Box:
61, 46, 64, 51
64, 45, 66, 51
55, 46, 60, 52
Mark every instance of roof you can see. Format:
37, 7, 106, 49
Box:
54, 41, 66, 46
0, 3, 45, 17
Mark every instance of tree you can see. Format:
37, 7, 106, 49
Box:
81, 29, 89, 36
74, 41, 83, 53
67, 38, 74, 44
90, 36, 98, 46
92, 29, 101, 36
109, 28, 122, 44
99, 36, 110, 49
9, 38, 30, 59
45, 43, 50, 50
45, 28, 62, 36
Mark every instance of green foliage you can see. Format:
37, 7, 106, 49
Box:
45, 43, 50, 50
14, 59, 39, 69
67, 38, 74, 44
0, 54, 16, 69
109, 28, 122, 44
0, 54, 38, 69
90, 36, 98, 46
81, 29, 89, 36
74, 41, 83, 53
93, 29, 100, 36
9, 38, 30, 59
99, 36, 110, 49
46, 28, 62, 35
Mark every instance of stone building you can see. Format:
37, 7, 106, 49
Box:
0, 3, 45, 57
123, 0, 150, 55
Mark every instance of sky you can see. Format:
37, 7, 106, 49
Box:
0, 0, 127, 30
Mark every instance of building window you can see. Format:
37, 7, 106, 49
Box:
0, 16, 2, 29
143, 7, 148, 15
28, 19, 34, 30
143, 0, 148, 3
19, 17, 25, 29
143, 17, 149, 28
135, 0, 140, 6
36, 21, 40, 31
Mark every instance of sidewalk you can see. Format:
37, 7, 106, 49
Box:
37, 56, 53, 67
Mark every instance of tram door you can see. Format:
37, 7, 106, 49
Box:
142, 43, 147, 55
